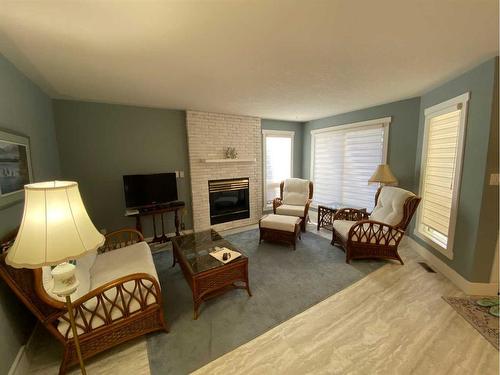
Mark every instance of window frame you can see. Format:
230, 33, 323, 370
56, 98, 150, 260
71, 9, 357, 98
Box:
415, 92, 470, 259
262, 129, 294, 209
309, 117, 391, 209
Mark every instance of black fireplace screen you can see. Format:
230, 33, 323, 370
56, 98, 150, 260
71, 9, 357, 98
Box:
208, 178, 250, 225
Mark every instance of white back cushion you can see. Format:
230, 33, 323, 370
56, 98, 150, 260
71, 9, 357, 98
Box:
282, 178, 310, 205
370, 187, 414, 226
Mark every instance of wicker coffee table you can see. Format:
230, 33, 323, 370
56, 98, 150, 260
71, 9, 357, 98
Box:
171, 229, 251, 319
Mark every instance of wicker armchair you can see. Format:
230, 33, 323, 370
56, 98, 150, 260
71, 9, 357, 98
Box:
273, 178, 313, 232
331, 186, 421, 264
0, 228, 167, 375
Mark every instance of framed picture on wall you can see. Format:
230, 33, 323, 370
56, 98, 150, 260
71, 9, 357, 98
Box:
0, 129, 33, 209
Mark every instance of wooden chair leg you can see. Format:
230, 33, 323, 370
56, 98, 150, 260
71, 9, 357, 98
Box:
59, 348, 71, 375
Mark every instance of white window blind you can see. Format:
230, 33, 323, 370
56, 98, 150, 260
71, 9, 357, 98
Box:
419, 110, 460, 245
263, 131, 293, 206
417, 93, 469, 256
311, 119, 389, 211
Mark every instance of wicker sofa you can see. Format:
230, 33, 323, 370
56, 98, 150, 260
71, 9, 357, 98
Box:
0, 228, 167, 374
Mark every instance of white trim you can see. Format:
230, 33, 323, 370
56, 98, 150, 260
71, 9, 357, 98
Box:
424, 92, 470, 116
416, 92, 470, 259
310, 116, 392, 135
262, 129, 295, 137
490, 234, 499, 283
8, 346, 27, 375
407, 236, 499, 295
8, 321, 37, 375
262, 130, 294, 209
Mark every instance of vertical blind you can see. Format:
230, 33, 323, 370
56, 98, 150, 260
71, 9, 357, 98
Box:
419, 109, 461, 247
312, 123, 387, 211
264, 135, 292, 205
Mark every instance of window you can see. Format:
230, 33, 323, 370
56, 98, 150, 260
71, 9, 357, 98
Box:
416, 93, 469, 258
310, 118, 390, 211
263, 130, 294, 207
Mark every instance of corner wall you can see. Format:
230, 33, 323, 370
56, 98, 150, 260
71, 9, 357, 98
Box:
0, 55, 61, 375
412, 57, 499, 283
302, 97, 421, 191
52, 100, 192, 237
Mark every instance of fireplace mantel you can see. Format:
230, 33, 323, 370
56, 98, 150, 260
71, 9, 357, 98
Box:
201, 158, 256, 163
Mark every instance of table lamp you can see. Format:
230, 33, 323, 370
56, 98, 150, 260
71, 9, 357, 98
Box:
368, 164, 398, 186
5, 181, 105, 375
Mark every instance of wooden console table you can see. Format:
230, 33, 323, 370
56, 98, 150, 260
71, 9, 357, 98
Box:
126, 202, 185, 244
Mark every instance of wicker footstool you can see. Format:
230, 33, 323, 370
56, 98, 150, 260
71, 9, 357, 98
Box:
259, 214, 302, 250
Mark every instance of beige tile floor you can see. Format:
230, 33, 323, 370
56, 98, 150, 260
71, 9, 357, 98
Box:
24, 221, 499, 374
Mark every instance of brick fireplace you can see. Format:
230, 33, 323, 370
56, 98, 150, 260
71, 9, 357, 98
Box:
186, 110, 263, 231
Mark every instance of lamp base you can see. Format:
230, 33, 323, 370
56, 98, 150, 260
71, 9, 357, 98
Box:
51, 262, 79, 296
51, 263, 86, 375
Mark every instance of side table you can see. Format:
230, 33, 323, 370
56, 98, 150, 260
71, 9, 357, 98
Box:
317, 203, 367, 231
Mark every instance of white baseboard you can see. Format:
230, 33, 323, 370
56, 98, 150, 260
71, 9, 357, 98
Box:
8, 345, 28, 375
407, 237, 499, 296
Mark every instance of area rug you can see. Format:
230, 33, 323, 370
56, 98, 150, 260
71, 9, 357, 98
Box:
147, 229, 384, 374
443, 296, 499, 350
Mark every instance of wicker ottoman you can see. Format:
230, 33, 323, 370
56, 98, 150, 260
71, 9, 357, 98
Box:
259, 214, 302, 250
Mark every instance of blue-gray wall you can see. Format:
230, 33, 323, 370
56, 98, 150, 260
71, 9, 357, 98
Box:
412, 58, 498, 282
261, 119, 304, 178
53, 100, 192, 237
302, 97, 421, 191
0, 55, 61, 375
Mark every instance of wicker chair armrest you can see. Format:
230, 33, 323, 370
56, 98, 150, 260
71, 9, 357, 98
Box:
272, 197, 283, 214
304, 199, 312, 217
348, 220, 405, 247
333, 208, 369, 222
57, 273, 162, 339
99, 228, 145, 253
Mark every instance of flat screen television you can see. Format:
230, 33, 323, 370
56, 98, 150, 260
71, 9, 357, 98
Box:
123, 173, 178, 209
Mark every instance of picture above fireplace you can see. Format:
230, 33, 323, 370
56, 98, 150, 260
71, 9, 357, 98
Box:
208, 178, 250, 225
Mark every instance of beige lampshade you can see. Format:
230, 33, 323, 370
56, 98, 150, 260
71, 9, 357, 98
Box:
368, 164, 398, 185
6, 181, 105, 268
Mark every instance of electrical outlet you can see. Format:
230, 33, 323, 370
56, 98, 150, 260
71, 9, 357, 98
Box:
180, 171, 184, 178
175, 171, 180, 178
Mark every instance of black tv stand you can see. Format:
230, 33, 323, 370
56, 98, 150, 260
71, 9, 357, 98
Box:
128, 201, 186, 244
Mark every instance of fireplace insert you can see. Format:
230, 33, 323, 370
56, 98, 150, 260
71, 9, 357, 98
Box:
208, 178, 250, 225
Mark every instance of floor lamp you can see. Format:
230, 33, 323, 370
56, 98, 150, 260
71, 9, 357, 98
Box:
368, 164, 398, 186
6, 181, 105, 375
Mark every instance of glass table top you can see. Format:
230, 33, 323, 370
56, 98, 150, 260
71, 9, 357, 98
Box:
171, 229, 247, 274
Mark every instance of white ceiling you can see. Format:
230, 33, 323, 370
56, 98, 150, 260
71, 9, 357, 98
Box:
0, 1, 498, 121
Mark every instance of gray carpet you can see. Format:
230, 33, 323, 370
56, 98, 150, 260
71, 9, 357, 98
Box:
147, 229, 384, 374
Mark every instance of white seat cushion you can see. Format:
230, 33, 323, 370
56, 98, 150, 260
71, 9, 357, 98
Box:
260, 214, 300, 232
282, 178, 310, 206
91, 241, 159, 287
57, 242, 159, 338
370, 187, 415, 226
333, 220, 356, 241
275, 204, 305, 217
